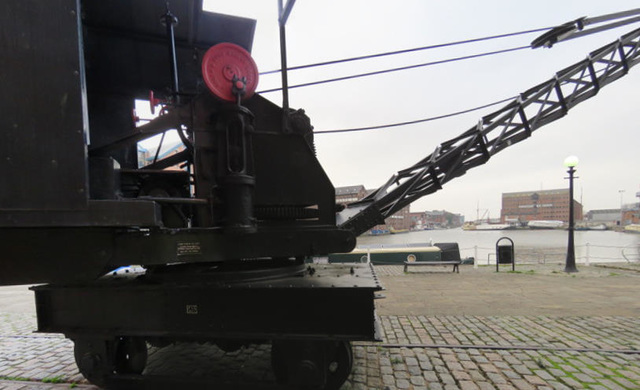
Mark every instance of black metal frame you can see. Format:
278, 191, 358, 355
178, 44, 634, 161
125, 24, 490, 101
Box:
564, 166, 578, 273
0, 0, 354, 286
0, 2, 375, 388
33, 263, 381, 342
33, 263, 382, 388
6, 2, 640, 387
339, 28, 640, 236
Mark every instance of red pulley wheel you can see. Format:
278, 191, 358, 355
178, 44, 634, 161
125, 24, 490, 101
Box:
201, 43, 259, 102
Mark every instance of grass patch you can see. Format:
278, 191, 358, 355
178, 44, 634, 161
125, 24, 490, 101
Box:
41, 376, 65, 384
0, 375, 30, 381
507, 269, 535, 274
539, 354, 640, 388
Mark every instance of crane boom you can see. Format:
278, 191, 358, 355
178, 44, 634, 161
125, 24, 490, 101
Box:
337, 27, 640, 236
532, 8, 640, 48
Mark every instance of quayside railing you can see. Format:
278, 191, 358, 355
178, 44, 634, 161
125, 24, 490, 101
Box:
461, 243, 640, 266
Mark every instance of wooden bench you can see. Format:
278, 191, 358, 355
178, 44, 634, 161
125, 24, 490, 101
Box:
404, 260, 461, 273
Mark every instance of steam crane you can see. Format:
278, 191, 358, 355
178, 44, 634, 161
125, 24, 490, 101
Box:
1, 1, 378, 388
0, 1, 639, 389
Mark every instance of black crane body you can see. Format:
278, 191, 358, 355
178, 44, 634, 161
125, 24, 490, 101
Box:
0, 1, 639, 388
1, 1, 376, 388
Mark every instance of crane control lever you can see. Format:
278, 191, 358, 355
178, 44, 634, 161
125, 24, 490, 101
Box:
232, 75, 247, 105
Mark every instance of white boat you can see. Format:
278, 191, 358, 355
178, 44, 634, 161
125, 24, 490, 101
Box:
576, 223, 608, 231
474, 223, 511, 231
624, 224, 640, 233
528, 220, 565, 229
461, 222, 476, 231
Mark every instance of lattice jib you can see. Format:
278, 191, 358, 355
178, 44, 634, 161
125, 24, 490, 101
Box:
339, 28, 640, 236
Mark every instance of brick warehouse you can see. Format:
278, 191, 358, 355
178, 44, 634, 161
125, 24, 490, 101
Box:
501, 188, 583, 223
335, 185, 412, 232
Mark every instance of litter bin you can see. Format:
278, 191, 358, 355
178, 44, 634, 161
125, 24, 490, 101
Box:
497, 245, 512, 264
496, 237, 514, 272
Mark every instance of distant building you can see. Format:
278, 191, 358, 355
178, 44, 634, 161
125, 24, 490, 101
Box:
386, 205, 412, 232
409, 210, 464, 229
447, 212, 465, 227
334, 185, 463, 233
425, 210, 446, 227
623, 206, 640, 225
137, 145, 150, 168
334, 185, 411, 233
501, 188, 583, 223
585, 204, 640, 227
584, 209, 620, 225
138, 140, 186, 170
335, 185, 367, 205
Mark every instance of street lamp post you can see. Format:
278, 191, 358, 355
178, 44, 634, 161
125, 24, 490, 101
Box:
564, 156, 579, 273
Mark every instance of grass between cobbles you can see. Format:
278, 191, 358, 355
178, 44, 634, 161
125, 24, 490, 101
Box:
540, 353, 639, 389
1, 374, 77, 387
42, 375, 65, 383
0, 375, 30, 381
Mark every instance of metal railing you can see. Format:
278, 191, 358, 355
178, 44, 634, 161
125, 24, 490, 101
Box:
462, 243, 640, 266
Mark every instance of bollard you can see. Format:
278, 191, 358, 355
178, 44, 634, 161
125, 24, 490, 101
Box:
474, 245, 478, 269
586, 242, 590, 266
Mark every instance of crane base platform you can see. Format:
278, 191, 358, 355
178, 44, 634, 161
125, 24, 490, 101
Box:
31, 262, 382, 389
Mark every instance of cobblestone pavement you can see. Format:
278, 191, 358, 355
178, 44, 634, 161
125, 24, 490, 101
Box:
3, 313, 640, 389
1, 264, 640, 389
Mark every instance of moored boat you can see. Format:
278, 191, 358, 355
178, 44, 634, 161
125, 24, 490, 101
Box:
461, 222, 476, 231
624, 224, 640, 233
462, 222, 512, 230
576, 223, 608, 231
328, 245, 441, 264
368, 228, 390, 236
474, 223, 512, 231
327, 242, 463, 265
528, 220, 565, 229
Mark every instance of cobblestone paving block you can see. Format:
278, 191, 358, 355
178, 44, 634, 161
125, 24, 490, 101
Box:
4, 311, 640, 389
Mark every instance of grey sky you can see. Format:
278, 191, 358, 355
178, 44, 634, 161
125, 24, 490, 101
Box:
204, 1, 640, 220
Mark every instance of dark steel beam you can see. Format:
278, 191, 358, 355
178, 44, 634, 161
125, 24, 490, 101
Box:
339, 28, 640, 236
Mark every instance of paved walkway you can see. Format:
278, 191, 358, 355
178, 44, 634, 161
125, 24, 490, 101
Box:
1, 262, 639, 389
376, 262, 640, 317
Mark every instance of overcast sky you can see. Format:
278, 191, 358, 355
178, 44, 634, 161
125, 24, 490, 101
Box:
203, 0, 640, 221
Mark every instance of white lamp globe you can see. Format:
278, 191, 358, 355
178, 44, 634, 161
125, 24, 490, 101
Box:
564, 155, 579, 168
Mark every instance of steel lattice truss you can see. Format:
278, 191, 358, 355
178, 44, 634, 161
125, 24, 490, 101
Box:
338, 27, 640, 236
